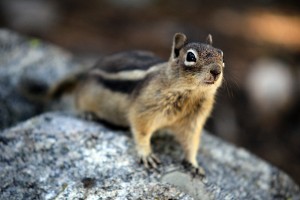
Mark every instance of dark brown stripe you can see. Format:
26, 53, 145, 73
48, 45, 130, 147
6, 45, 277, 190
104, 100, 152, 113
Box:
93, 75, 143, 94
93, 51, 163, 73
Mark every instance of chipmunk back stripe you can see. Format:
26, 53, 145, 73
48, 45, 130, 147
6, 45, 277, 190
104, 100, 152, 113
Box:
90, 70, 158, 95
89, 63, 163, 81
90, 74, 142, 94
93, 51, 163, 73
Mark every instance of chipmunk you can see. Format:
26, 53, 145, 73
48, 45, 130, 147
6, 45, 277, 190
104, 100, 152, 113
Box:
48, 33, 224, 175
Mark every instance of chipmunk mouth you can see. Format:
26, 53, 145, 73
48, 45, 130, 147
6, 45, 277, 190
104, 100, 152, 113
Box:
204, 76, 217, 85
204, 80, 215, 85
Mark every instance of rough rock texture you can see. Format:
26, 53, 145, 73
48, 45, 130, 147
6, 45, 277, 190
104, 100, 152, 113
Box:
0, 112, 299, 199
0, 29, 89, 130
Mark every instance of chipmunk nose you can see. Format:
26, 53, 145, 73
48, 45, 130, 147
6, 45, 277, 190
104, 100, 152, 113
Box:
210, 65, 221, 79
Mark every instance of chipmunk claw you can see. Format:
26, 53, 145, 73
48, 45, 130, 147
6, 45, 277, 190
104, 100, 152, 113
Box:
140, 153, 161, 169
182, 160, 206, 178
192, 166, 205, 178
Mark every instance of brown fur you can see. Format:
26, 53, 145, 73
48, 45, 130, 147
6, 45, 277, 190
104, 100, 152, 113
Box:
52, 33, 224, 173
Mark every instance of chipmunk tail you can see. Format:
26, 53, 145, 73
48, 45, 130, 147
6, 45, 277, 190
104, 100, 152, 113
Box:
19, 72, 86, 103
48, 73, 85, 99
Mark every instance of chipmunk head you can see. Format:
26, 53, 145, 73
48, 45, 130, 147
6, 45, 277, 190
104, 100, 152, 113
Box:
170, 33, 224, 89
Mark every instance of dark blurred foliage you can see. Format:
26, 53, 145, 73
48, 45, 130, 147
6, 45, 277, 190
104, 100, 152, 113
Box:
0, 0, 300, 184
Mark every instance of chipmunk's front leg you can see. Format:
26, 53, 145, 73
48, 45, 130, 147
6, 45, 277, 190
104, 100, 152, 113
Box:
130, 117, 161, 169
173, 121, 206, 176
183, 130, 205, 176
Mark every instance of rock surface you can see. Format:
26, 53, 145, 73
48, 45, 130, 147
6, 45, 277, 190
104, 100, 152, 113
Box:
0, 112, 299, 199
0, 29, 89, 130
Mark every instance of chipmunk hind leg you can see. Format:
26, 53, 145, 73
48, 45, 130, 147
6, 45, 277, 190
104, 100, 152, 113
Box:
75, 79, 130, 127
75, 80, 99, 116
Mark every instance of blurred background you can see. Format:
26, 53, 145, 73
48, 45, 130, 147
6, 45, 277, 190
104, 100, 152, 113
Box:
0, 0, 299, 184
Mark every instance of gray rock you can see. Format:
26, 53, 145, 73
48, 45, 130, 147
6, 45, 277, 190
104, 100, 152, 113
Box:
0, 112, 299, 199
0, 29, 89, 130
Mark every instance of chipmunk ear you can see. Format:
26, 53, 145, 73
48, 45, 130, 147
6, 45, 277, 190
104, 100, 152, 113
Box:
171, 33, 187, 60
206, 34, 213, 45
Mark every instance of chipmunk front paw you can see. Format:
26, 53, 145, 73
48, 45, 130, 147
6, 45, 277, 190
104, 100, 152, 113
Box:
139, 153, 161, 169
182, 160, 205, 178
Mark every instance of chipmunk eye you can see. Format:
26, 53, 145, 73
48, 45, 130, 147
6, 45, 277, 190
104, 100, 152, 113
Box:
186, 52, 196, 62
